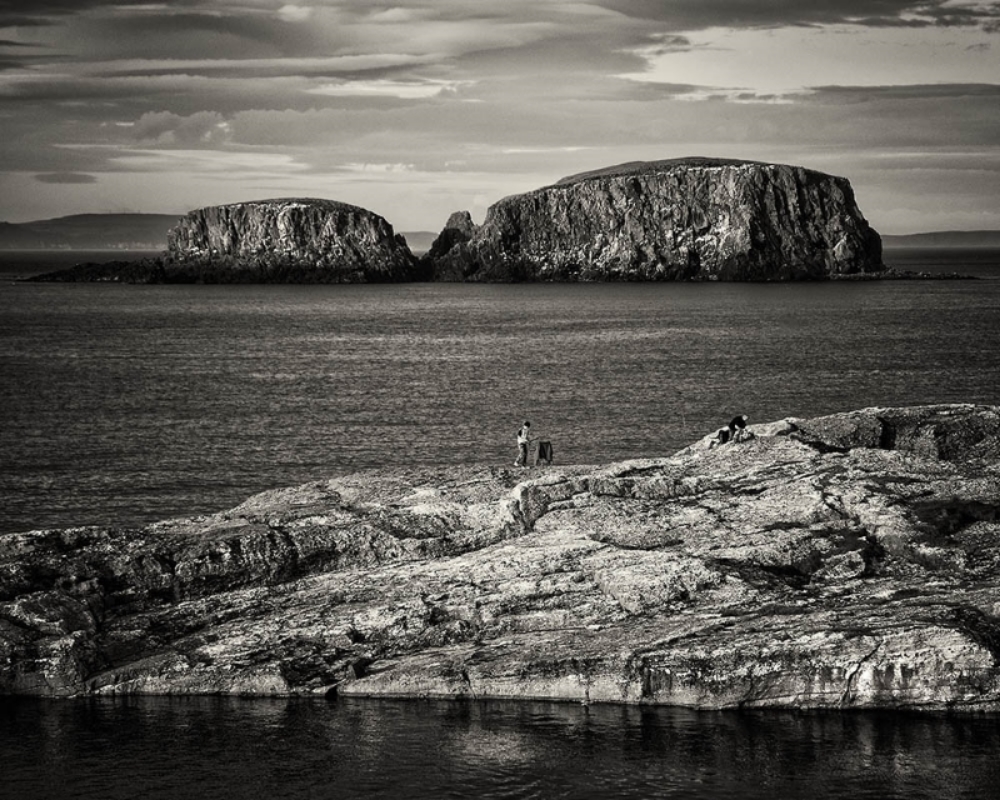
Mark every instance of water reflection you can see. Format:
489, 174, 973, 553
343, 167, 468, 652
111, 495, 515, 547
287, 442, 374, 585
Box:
2, 697, 999, 799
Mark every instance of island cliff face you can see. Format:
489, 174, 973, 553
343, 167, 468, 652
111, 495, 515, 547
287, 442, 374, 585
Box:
29, 199, 423, 283
160, 198, 421, 282
427, 158, 884, 281
3, 404, 999, 709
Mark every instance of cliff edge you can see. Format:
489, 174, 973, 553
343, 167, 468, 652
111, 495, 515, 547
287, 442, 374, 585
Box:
3, 404, 999, 709
427, 157, 884, 281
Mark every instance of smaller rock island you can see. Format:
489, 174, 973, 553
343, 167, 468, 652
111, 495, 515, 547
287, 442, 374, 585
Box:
31, 198, 423, 283
164, 198, 420, 282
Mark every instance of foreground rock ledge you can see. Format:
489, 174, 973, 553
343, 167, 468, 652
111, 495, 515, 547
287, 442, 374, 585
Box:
2, 404, 1000, 710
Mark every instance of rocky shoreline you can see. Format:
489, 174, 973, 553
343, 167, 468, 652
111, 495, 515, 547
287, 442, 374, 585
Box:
2, 404, 999, 710
831, 268, 978, 281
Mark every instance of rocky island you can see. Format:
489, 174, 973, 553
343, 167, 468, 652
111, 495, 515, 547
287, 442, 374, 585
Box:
28, 158, 889, 283
29, 198, 422, 283
3, 404, 999, 711
426, 158, 884, 281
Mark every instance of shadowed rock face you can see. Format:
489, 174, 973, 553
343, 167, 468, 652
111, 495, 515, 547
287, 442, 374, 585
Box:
426, 158, 884, 281
3, 404, 999, 709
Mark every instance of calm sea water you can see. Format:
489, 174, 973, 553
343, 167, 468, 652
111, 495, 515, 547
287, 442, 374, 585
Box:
2, 697, 999, 800
1, 248, 998, 535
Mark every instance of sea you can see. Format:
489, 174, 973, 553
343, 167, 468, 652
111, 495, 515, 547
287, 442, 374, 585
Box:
2, 697, 999, 800
1, 247, 999, 799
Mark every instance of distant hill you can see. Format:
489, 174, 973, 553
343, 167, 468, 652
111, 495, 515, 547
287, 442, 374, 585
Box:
0, 213, 179, 250
882, 230, 1000, 248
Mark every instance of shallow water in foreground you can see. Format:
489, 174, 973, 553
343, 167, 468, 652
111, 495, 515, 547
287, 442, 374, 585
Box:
2, 697, 999, 800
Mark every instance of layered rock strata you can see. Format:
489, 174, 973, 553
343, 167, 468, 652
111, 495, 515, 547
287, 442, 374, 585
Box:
2, 404, 999, 709
427, 157, 884, 281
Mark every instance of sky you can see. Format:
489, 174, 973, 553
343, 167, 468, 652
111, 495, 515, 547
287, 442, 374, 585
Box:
1, 1, 999, 234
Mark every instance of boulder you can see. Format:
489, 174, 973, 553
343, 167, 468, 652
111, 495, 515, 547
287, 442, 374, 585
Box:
2, 404, 999, 709
425, 157, 884, 281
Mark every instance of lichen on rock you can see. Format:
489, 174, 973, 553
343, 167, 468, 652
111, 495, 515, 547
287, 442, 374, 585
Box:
2, 404, 1000, 710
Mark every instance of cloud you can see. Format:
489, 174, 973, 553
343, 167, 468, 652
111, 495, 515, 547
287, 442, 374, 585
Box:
809, 81, 1000, 100
132, 110, 229, 144
308, 78, 472, 99
101, 146, 308, 176
592, 0, 1000, 31
340, 162, 414, 173
82, 54, 439, 80
276, 5, 312, 23
0, 0, 998, 233
34, 171, 97, 183
622, 21, 1000, 95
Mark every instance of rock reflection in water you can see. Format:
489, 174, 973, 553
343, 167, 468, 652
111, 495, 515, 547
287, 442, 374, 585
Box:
2, 697, 999, 799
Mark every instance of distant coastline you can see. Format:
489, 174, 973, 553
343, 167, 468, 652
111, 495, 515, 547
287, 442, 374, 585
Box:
0, 213, 177, 251
882, 230, 1000, 248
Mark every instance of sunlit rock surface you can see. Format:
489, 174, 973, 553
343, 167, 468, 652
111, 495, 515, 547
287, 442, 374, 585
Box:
427, 158, 884, 281
3, 404, 999, 709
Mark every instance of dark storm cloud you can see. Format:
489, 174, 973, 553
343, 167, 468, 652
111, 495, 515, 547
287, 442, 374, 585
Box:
0, 37, 71, 71
91, 57, 438, 82
0, 0, 182, 27
66, 13, 297, 61
810, 82, 1000, 100
594, 0, 1000, 31
0, 0, 131, 11
34, 172, 97, 184
0, 0, 203, 15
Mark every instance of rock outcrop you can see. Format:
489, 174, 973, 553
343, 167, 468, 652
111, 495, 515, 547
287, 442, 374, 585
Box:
426, 157, 884, 281
3, 404, 1000, 710
29, 199, 423, 283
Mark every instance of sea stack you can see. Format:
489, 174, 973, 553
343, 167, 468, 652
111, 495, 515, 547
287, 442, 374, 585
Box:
426, 157, 884, 281
161, 198, 421, 282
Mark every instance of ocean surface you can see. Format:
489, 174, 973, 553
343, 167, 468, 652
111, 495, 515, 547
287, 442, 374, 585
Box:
1, 248, 999, 535
2, 248, 1000, 799
2, 697, 1000, 800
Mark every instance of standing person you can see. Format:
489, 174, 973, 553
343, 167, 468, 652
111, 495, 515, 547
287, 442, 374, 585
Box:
515, 421, 532, 467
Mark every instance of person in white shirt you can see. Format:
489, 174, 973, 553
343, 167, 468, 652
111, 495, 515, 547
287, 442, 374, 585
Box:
515, 421, 532, 467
